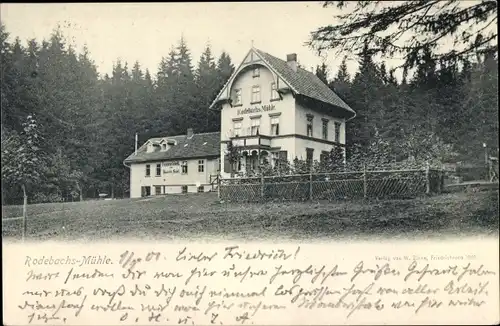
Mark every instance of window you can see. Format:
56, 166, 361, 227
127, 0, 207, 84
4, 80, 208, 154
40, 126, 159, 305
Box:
156, 163, 161, 176
272, 152, 279, 166
334, 122, 341, 142
198, 160, 205, 173
277, 150, 288, 169
145, 164, 151, 177
271, 82, 279, 100
253, 67, 260, 78
197, 185, 204, 193
234, 88, 242, 106
181, 185, 188, 193
322, 119, 329, 140
251, 118, 260, 136
249, 156, 258, 171
306, 115, 314, 137
233, 121, 242, 137
251, 86, 261, 103
271, 116, 280, 136
181, 161, 188, 174
306, 148, 314, 166
320, 151, 329, 164
154, 185, 162, 195
231, 157, 241, 173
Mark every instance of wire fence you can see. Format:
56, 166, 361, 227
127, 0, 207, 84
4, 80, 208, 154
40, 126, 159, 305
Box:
219, 166, 445, 202
2, 194, 121, 206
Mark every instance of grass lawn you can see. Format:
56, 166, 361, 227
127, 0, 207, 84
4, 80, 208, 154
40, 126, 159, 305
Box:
2, 190, 498, 242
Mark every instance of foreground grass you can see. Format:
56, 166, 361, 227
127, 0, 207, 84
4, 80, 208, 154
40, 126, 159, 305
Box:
2, 191, 498, 242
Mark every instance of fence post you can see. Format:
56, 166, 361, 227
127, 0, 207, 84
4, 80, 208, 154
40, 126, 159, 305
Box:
309, 168, 313, 201
217, 174, 221, 200
437, 169, 443, 194
22, 196, 27, 241
425, 162, 431, 194
22, 184, 27, 242
260, 173, 265, 201
363, 164, 367, 199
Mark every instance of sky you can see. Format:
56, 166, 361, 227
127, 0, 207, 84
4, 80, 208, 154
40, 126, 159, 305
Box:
3, 2, 489, 82
0, 2, 378, 80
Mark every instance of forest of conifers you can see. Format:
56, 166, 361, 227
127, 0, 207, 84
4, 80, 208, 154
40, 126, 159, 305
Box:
1, 21, 498, 203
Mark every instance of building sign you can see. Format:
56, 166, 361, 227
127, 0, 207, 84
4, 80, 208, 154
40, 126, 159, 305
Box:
162, 161, 180, 174
237, 104, 276, 115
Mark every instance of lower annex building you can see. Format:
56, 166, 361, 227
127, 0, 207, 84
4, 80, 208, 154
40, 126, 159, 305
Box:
123, 128, 220, 198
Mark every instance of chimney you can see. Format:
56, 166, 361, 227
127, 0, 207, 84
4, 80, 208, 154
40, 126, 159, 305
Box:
134, 133, 138, 155
187, 128, 194, 139
286, 53, 297, 72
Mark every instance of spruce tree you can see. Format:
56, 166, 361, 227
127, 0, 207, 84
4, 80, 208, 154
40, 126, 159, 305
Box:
329, 55, 351, 100
196, 43, 219, 131
315, 62, 329, 85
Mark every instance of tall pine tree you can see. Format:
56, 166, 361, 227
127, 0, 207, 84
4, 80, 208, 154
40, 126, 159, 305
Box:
195, 43, 218, 131
315, 62, 329, 85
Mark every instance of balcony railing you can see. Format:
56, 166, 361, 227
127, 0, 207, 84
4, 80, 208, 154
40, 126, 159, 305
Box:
231, 134, 272, 148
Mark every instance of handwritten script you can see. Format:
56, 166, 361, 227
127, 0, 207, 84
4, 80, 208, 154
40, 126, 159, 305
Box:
4, 241, 499, 325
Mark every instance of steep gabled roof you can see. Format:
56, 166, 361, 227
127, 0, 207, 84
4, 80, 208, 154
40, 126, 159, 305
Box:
124, 132, 220, 164
254, 49, 355, 116
210, 47, 356, 119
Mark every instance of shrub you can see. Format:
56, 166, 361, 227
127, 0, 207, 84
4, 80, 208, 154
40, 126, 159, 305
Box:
32, 192, 64, 204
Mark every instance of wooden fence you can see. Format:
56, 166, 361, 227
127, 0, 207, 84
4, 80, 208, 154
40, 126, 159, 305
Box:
219, 166, 445, 202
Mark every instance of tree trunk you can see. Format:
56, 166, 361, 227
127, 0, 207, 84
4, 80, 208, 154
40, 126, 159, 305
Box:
21, 184, 27, 241
111, 184, 115, 199
75, 181, 83, 202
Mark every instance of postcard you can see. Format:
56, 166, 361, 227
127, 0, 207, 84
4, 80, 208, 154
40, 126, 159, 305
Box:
2, 2, 499, 325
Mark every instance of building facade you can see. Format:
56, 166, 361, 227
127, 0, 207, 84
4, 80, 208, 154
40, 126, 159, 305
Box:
124, 129, 220, 198
210, 47, 357, 178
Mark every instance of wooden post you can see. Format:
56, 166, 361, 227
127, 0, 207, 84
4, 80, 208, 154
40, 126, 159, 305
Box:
487, 157, 492, 182
260, 173, 265, 200
363, 164, 367, 199
309, 167, 313, 201
22, 184, 27, 241
436, 170, 440, 194
217, 174, 221, 201
437, 169, 443, 194
441, 169, 445, 192
258, 149, 261, 175
425, 162, 431, 194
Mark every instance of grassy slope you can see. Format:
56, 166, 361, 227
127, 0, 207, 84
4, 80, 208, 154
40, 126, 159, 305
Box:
2, 191, 498, 242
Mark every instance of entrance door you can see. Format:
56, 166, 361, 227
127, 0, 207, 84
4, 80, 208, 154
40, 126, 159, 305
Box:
141, 186, 151, 197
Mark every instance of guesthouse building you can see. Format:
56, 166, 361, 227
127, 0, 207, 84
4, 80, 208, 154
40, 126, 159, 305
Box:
123, 129, 220, 198
210, 47, 357, 178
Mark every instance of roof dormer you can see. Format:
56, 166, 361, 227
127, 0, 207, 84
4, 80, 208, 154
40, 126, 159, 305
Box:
147, 140, 161, 153
159, 138, 177, 151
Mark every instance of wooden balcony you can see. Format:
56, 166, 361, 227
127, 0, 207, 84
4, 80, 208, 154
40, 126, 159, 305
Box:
230, 134, 272, 149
